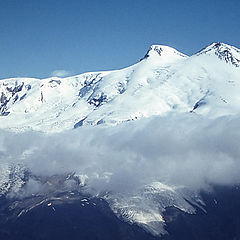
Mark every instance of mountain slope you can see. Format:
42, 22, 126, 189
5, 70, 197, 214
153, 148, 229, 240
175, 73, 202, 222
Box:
1, 42, 240, 237
1, 42, 239, 132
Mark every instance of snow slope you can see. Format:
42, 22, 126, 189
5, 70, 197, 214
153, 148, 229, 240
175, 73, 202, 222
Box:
1, 42, 240, 132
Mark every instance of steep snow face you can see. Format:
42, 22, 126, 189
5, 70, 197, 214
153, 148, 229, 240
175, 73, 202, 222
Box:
0, 43, 240, 132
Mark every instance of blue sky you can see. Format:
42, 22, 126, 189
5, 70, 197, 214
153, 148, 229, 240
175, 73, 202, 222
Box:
0, 0, 239, 79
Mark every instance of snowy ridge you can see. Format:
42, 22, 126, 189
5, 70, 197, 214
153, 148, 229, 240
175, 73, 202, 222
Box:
141, 44, 187, 61
197, 42, 240, 67
0, 42, 240, 132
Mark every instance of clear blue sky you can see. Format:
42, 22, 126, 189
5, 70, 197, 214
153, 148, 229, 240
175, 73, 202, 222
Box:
0, 0, 239, 79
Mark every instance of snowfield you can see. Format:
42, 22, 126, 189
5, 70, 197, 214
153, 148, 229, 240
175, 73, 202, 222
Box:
1, 42, 240, 132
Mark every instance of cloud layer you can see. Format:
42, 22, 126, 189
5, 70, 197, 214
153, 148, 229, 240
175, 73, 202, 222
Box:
1, 112, 240, 197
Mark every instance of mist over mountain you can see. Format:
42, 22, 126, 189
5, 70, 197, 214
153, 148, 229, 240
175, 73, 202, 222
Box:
1, 42, 240, 239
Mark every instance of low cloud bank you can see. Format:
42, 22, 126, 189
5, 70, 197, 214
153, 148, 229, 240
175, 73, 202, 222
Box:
1, 113, 240, 195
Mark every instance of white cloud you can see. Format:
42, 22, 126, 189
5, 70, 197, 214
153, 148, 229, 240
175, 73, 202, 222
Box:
1, 113, 240, 194
51, 69, 71, 77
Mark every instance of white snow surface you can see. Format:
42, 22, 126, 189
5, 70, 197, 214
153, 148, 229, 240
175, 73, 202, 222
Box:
1, 42, 240, 132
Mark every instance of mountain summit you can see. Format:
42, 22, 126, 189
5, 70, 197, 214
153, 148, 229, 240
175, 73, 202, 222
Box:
197, 42, 240, 67
0, 42, 240, 132
141, 44, 187, 61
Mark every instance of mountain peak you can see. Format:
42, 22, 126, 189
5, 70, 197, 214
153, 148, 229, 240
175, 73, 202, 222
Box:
197, 42, 240, 67
141, 44, 187, 61
1, 42, 240, 132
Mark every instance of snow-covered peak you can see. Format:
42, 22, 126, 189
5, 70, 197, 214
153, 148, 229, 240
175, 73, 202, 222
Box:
141, 44, 187, 61
197, 42, 240, 67
0, 42, 240, 132
1, 42, 240, 237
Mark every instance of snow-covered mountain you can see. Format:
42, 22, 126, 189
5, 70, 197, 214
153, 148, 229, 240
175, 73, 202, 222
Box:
1, 42, 240, 238
1, 42, 240, 132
